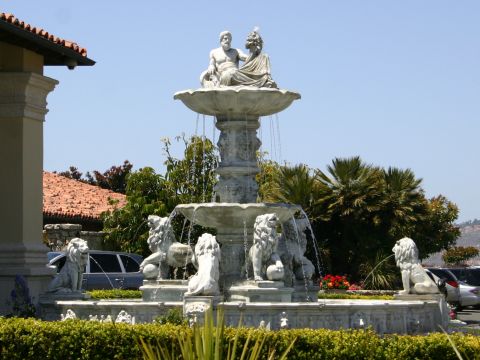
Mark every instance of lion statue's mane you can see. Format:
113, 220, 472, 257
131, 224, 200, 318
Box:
47, 237, 89, 293
392, 237, 438, 295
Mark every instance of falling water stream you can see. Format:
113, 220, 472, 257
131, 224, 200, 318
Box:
183, 206, 198, 281
299, 209, 325, 278
89, 256, 116, 289
288, 212, 311, 301
243, 217, 250, 280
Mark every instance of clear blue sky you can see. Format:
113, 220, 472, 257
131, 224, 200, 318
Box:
3, 1, 479, 222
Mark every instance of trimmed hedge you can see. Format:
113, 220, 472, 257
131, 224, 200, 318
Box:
87, 289, 142, 299
0, 318, 479, 359
317, 293, 394, 300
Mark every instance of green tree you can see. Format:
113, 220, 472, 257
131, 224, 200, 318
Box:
272, 164, 320, 219
314, 157, 385, 277
412, 195, 460, 258
102, 167, 168, 256
162, 135, 218, 206
443, 246, 479, 266
256, 156, 281, 203
308, 157, 459, 281
102, 136, 219, 256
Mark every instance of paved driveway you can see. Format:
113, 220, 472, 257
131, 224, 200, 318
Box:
457, 308, 480, 325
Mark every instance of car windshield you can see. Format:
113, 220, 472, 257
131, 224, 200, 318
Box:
427, 268, 458, 282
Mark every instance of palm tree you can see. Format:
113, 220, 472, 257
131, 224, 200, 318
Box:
380, 167, 427, 239
314, 156, 384, 277
269, 163, 320, 219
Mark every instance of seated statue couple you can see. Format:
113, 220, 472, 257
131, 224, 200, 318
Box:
201, 29, 277, 88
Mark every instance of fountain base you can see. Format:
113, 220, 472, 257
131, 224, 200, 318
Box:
140, 279, 188, 302
39, 294, 450, 334
229, 280, 293, 303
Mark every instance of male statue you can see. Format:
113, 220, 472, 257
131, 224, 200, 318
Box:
200, 30, 247, 87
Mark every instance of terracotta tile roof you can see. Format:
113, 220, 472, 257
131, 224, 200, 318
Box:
43, 171, 126, 221
0, 12, 88, 57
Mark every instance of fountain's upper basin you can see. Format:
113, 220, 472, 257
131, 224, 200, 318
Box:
174, 87, 301, 117
175, 202, 301, 229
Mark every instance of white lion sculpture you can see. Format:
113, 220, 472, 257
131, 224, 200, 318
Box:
249, 213, 284, 281
392, 237, 438, 295
186, 233, 221, 296
47, 238, 89, 293
140, 215, 194, 280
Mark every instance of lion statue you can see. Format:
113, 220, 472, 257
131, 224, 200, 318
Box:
140, 215, 194, 280
392, 237, 438, 295
47, 238, 89, 293
249, 213, 284, 281
277, 217, 315, 286
186, 233, 221, 296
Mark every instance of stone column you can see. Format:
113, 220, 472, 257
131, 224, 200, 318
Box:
0, 72, 58, 315
214, 116, 261, 203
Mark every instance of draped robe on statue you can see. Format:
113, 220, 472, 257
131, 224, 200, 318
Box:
228, 53, 277, 88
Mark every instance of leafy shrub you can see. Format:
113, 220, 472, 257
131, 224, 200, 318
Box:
443, 246, 480, 265
153, 308, 186, 325
0, 318, 479, 359
87, 289, 142, 299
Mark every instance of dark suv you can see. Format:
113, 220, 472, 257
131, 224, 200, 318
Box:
47, 250, 144, 290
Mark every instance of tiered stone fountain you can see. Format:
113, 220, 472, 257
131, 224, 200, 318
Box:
40, 30, 450, 333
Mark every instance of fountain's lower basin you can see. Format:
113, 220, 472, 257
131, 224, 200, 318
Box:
40, 295, 449, 334
176, 202, 301, 228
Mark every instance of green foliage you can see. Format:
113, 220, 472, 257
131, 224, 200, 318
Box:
143, 309, 296, 360
256, 156, 281, 203
102, 167, 168, 256
273, 164, 320, 220
1, 318, 480, 360
358, 252, 398, 290
311, 157, 459, 281
87, 289, 142, 299
443, 246, 480, 265
162, 135, 218, 206
153, 308, 186, 326
101, 136, 219, 256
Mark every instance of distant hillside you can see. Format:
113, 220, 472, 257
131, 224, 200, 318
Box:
423, 219, 480, 267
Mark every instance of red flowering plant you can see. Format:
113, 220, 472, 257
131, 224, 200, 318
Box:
320, 274, 350, 290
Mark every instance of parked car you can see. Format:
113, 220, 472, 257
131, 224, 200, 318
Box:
425, 268, 460, 306
47, 250, 144, 290
457, 281, 480, 309
448, 268, 480, 309
449, 268, 480, 287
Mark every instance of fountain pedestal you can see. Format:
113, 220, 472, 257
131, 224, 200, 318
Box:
140, 280, 188, 302
229, 280, 293, 303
